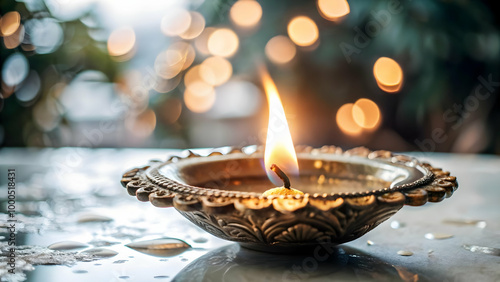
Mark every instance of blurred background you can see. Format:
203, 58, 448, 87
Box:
1, 0, 499, 153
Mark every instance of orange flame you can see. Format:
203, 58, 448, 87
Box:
261, 67, 299, 186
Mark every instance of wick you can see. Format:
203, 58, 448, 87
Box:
270, 164, 291, 189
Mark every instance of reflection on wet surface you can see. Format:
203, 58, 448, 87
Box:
424, 233, 454, 240
462, 245, 500, 256
442, 219, 487, 228
125, 238, 192, 257
173, 244, 424, 281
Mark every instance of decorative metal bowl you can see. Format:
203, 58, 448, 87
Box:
120, 146, 458, 253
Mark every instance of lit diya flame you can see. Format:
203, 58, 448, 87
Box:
260, 67, 303, 196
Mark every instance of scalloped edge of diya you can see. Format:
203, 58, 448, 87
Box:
120, 145, 458, 251
121, 145, 458, 210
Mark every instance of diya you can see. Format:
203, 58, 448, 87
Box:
121, 145, 457, 253
120, 69, 458, 253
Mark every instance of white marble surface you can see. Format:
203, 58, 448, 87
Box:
0, 148, 499, 282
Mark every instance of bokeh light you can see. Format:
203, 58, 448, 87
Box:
21, 43, 36, 52
116, 70, 141, 95
0, 81, 16, 100
126, 109, 157, 138
59, 70, 124, 120
373, 57, 403, 93
24, 18, 64, 54
154, 42, 195, 79
3, 24, 24, 49
0, 0, 497, 155
32, 98, 62, 132
159, 98, 182, 124
184, 65, 204, 88
2, 53, 29, 87
230, 0, 263, 28
184, 81, 216, 113
15, 71, 41, 103
153, 76, 181, 94
199, 56, 233, 86
336, 103, 363, 136
208, 28, 239, 57
0, 11, 21, 37
287, 16, 319, 47
1, 82, 15, 99
161, 8, 192, 37
44, 0, 94, 21
179, 12, 205, 40
265, 35, 297, 64
154, 49, 183, 79
194, 27, 216, 55
208, 80, 261, 118
352, 98, 381, 130
317, 0, 350, 21
107, 27, 136, 58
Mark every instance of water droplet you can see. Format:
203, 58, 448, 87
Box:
367, 240, 374, 246
118, 276, 130, 279
424, 233, 453, 240
463, 244, 500, 256
192, 237, 208, 243
82, 248, 118, 258
72, 270, 88, 274
159, 259, 168, 261
390, 221, 406, 229
397, 250, 413, 256
88, 240, 120, 247
153, 275, 170, 279
94, 263, 102, 266
476, 221, 487, 228
127, 238, 191, 250
48, 241, 88, 250
181, 258, 188, 262
126, 238, 191, 257
113, 260, 128, 264
443, 219, 486, 228
77, 214, 113, 223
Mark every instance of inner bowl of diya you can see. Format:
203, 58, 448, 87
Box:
121, 145, 458, 253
